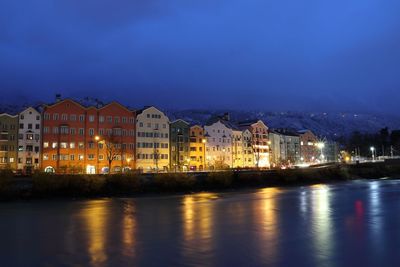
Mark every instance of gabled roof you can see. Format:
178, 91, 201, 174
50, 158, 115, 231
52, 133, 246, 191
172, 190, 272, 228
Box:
170, 119, 190, 125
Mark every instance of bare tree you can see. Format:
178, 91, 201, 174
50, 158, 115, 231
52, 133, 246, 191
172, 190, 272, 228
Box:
104, 134, 121, 174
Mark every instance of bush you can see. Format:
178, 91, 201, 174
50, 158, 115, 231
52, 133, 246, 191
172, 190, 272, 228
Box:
105, 174, 141, 193
205, 172, 234, 188
153, 173, 196, 192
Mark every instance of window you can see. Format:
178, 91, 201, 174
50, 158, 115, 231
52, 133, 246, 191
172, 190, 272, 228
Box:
60, 142, 67, 149
89, 128, 94, 136
114, 116, 120, 124
70, 155, 75, 161
52, 142, 58, 148
79, 115, 85, 122
88, 142, 95, 149
70, 114, 76, 121
44, 127, 49, 134
60, 126, 69, 134
44, 113, 50, 120
122, 117, 127, 123
70, 128, 76, 135
9, 157, 14, 163
20, 114, 24, 120
78, 142, 84, 149
53, 127, 58, 134
19, 123, 24, 129
69, 142, 75, 149
99, 154, 104, 160
61, 114, 67, 121
79, 128, 84, 135
89, 115, 95, 122
53, 113, 59, 120
26, 145, 33, 152
78, 154, 84, 161
129, 117, 135, 124
35, 124, 40, 129
28, 123, 32, 129
34, 146, 39, 153
139, 122, 143, 127
43, 142, 49, 148
26, 133, 34, 140
43, 154, 49, 160
36, 115, 40, 120
52, 154, 57, 160
18, 134, 23, 140
88, 154, 95, 160
107, 116, 112, 123
99, 116, 104, 123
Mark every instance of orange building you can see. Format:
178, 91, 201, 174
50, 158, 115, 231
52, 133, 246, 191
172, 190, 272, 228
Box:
42, 98, 136, 174
189, 125, 206, 171
298, 130, 318, 163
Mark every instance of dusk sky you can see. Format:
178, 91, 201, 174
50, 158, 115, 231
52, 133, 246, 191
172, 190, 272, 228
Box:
1, 0, 400, 114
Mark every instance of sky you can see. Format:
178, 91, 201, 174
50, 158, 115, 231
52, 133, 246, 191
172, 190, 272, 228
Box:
0, 0, 400, 114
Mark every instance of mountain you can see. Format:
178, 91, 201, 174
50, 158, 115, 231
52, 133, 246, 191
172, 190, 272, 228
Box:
166, 110, 400, 139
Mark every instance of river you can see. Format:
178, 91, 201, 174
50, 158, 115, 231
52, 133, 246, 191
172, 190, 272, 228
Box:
0, 179, 399, 267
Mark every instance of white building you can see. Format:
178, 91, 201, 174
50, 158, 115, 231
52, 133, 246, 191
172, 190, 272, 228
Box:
136, 106, 170, 172
18, 107, 41, 172
242, 129, 255, 168
204, 119, 233, 169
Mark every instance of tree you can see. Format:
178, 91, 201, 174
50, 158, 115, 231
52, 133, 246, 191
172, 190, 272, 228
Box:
104, 135, 122, 174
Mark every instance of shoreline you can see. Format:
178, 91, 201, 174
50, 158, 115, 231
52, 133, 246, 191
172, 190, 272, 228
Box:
1, 162, 400, 201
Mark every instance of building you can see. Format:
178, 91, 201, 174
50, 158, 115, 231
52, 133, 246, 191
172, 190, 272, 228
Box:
0, 113, 18, 170
170, 119, 190, 172
17, 107, 41, 172
242, 129, 255, 168
275, 129, 301, 166
298, 130, 318, 164
324, 140, 340, 163
238, 120, 270, 168
136, 106, 170, 172
204, 116, 233, 170
269, 130, 282, 167
41, 98, 136, 174
189, 125, 206, 171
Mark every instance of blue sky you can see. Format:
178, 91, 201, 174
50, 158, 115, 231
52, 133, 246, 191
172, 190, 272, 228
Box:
1, 0, 400, 113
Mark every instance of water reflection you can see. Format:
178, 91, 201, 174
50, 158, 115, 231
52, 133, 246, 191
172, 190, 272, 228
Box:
81, 200, 110, 267
122, 201, 136, 258
256, 188, 280, 265
181, 193, 217, 264
310, 184, 333, 266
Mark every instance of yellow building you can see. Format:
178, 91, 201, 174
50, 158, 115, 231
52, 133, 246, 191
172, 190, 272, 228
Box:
189, 125, 206, 171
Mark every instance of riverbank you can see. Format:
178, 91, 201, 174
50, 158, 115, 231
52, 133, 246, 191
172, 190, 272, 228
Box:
1, 161, 400, 200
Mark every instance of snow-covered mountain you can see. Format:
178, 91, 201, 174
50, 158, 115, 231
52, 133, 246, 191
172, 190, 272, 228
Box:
2, 101, 398, 140
166, 110, 400, 139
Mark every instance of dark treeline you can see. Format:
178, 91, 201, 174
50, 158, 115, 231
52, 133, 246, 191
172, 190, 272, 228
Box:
345, 127, 400, 157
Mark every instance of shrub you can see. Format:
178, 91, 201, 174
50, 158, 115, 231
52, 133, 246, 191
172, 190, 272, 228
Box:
105, 174, 141, 193
205, 171, 234, 188
153, 173, 196, 192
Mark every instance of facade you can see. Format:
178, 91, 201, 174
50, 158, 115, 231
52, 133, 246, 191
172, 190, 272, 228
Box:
238, 120, 270, 168
324, 141, 339, 163
204, 119, 233, 169
0, 113, 18, 170
170, 120, 190, 172
41, 99, 136, 174
189, 125, 206, 171
269, 130, 282, 167
18, 107, 41, 172
242, 129, 255, 168
136, 106, 170, 172
298, 130, 318, 164
275, 129, 301, 166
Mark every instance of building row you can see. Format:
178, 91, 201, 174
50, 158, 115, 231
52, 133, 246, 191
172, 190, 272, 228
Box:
0, 97, 337, 174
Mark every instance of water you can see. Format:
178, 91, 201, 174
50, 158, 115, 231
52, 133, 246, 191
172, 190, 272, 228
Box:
1, 180, 400, 267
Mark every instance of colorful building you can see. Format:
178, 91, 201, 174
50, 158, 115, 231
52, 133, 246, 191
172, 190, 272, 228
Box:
189, 125, 206, 171
0, 113, 18, 170
41, 98, 136, 174
136, 106, 170, 172
17, 107, 41, 172
238, 120, 270, 168
204, 117, 233, 170
274, 129, 301, 166
170, 119, 190, 172
298, 130, 318, 164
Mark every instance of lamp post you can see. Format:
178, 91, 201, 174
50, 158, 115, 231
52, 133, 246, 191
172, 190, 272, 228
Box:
316, 142, 325, 163
95, 135, 100, 174
370, 146, 375, 161
202, 138, 206, 171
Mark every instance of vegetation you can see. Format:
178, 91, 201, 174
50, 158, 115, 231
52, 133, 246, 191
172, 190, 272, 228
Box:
1, 162, 400, 200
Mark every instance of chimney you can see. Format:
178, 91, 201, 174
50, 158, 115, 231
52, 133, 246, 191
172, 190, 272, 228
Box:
55, 94, 62, 102
222, 112, 230, 121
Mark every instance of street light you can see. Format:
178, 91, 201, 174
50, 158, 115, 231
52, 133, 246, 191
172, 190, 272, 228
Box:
370, 146, 375, 161
95, 136, 100, 174
316, 142, 325, 162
